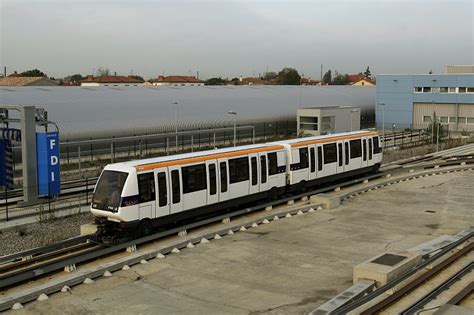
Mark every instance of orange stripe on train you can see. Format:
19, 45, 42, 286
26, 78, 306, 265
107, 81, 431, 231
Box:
135, 145, 285, 171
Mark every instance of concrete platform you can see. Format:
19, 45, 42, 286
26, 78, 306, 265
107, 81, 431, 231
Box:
9, 170, 474, 314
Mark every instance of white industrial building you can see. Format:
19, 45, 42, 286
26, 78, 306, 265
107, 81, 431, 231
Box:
297, 106, 361, 136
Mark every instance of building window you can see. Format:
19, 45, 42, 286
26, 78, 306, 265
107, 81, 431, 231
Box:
229, 157, 249, 183
459, 87, 467, 93
182, 164, 207, 194
449, 117, 457, 124
458, 117, 467, 124
440, 116, 449, 123
414, 87, 423, 93
431, 87, 439, 93
439, 87, 448, 93
321, 116, 334, 133
299, 116, 318, 131
350, 139, 362, 159
467, 117, 474, 124
323, 143, 337, 164
467, 87, 474, 93
423, 87, 432, 93
448, 87, 457, 93
423, 116, 432, 123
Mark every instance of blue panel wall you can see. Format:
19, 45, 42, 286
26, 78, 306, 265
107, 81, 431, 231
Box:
376, 74, 474, 129
36, 132, 61, 195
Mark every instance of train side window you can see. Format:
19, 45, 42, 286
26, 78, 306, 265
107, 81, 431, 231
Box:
338, 143, 343, 167
209, 164, 217, 195
157, 172, 167, 207
344, 142, 349, 165
323, 143, 337, 164
317, 147, 323, 171
229, 157, 249, 183
350, 139, 362, 159
182, 164, 207, 194
363, 139, 367, 161
138, 173, 155, 203
268, 152, 278, 175
251, 157, 258, 186
310, 147, 315, 173
299, 147, 309, 169
171, 170, 180, 204
369, 139, 373, 160
373, 137, 381, 154
260, 156, 267, 183
220, 162, 228, 193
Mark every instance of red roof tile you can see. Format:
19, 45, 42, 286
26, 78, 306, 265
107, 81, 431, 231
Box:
81, 75, 144, 84
149, 75, 205, 84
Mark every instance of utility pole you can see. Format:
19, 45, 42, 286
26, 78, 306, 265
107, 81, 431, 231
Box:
228, 111, 237, 147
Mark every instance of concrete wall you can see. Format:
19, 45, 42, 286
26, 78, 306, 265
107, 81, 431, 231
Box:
376, 74, 474, 129
297, 107, 360, 135
413, 102, 474, 131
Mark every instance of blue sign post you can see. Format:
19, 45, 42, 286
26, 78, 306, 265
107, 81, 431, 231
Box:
36, 132, 60, 195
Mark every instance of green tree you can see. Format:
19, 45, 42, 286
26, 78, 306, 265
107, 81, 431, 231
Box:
96, 67, 110, 76
263, 71, 277, 81
20, 69, 45, 77
364, 66, 372, 79
332, 72, 351, 85
131, 75, 144, 81
322, 70, 332, 84
205, 77, 226, 85
276, 68, 301, 85
69, 74, 84, 82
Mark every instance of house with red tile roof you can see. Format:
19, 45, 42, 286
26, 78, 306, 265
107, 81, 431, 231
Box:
148, 75, 205, 86
238, 77, 269, 85
347, 74, 375, 86
80, 75, 144, 87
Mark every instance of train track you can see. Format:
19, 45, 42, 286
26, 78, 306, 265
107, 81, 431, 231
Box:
1, 157, 473, 311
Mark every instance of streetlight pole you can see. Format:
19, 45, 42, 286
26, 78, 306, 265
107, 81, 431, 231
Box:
228, 111, 237, 147
378, 102, 385, 143
172, 101, 178, 150
350, 108, 359, 131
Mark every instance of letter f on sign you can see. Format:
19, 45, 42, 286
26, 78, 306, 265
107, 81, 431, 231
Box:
50, 139, 56, 150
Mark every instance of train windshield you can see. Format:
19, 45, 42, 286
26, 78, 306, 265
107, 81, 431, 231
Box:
92, 171, 128, 211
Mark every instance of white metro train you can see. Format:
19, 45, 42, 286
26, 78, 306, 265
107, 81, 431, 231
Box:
91, 130, 382, 236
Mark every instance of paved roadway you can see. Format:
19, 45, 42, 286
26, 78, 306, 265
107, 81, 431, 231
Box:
10, 170, 474, 315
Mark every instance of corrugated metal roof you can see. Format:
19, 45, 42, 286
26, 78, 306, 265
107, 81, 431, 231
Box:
0, 85, 375, 137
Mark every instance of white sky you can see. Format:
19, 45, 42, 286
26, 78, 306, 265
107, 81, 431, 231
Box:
1, 0, 473, 79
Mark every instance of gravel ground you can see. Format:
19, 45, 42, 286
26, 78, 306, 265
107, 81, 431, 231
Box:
0, 213, 94, 256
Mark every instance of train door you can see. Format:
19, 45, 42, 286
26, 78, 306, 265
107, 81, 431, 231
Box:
361, 138, 368, 168
206, 160, 218, 205
154, 168, 170, 217
259, 153, 269, 192
168, 166, 182, 214
218, 160, 230, 202
309, 146, 316, 181
316, 145, 323, 179
249, 154, 259, 195
344, 140, 350, 170
368, 138, 373, 166
336, 141, 345, 174
137, 172, 155, 220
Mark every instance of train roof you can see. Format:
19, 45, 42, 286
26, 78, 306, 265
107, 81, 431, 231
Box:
271, 130, 377, 147
108, 142, 284, 172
